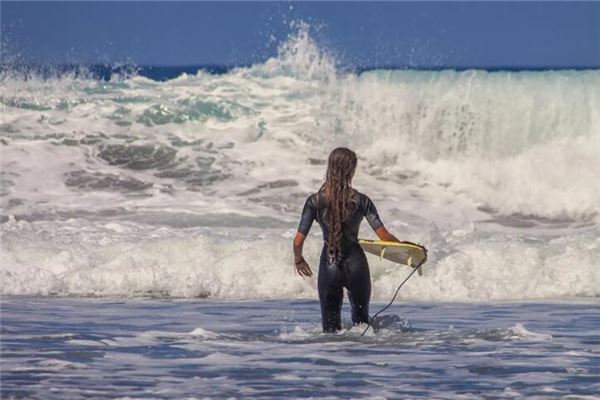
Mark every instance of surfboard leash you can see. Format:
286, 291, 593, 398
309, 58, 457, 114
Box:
360, 256, 427, 337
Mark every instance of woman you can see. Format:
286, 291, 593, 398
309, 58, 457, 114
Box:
293, 147, 401, 333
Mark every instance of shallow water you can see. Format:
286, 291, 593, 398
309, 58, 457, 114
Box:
1, 297, 599, 399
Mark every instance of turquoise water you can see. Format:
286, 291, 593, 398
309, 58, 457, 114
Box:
2, 297, 599, 399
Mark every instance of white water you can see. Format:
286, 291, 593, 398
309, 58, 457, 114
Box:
1, 27, 599, 300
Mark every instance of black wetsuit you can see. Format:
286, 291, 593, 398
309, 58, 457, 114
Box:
298, 191, 384, 332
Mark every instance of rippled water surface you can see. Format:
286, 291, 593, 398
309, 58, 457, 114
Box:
2, 297, 599, 399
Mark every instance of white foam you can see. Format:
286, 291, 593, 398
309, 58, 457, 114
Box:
36, 359, 89, 369
2, 28, 599, 226
1, 26, 599, 301
188, 327, 218, 339
1, 218, 599, 300
506, 323, 553, 342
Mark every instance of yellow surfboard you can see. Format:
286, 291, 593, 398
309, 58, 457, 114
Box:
359, 239, 428, 276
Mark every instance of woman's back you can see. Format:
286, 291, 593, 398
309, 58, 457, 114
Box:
298, 190, 384, 253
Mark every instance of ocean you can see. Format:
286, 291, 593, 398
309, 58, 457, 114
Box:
1, 28, 599, 399
2, 297, 599, 399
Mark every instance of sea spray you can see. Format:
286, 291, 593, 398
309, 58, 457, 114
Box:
1, 26, 599, 300
2, 218, 598, 300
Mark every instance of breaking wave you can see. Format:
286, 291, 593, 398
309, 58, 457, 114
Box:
2, 25, 599, 300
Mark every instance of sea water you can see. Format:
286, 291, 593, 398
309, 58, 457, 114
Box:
1, 298, 599, 399
1, 27, 599, 398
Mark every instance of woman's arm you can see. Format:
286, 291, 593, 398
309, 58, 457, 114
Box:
375, 226, 400, 242
362, 194, 398, 242
293, 232, 313, 277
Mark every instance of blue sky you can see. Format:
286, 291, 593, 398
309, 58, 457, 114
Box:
1, 1, 599, 69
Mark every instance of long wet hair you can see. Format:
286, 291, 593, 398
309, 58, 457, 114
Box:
319, 147, 358, 259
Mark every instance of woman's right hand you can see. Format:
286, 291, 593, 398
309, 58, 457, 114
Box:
375, 226, 401, 243
294, 259, 313, 277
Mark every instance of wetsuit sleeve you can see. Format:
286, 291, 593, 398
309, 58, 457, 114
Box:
297, 195, 316, 235
361, 194, 384, 231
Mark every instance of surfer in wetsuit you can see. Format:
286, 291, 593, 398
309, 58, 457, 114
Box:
293, 147, 401, 333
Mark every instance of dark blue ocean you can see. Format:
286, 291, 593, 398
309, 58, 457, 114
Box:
3, 62, 596, 82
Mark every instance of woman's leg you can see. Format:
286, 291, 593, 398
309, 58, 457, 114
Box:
318, 249, 343, 332
344, 247, 371, 325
